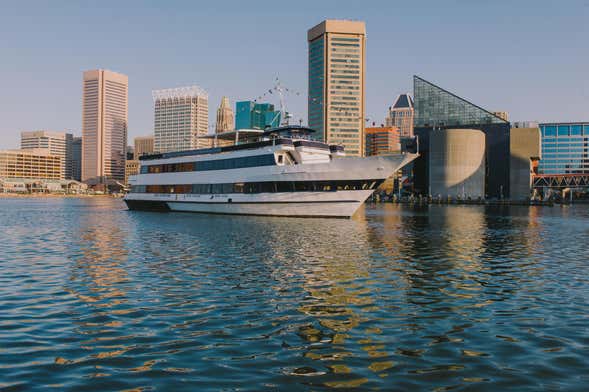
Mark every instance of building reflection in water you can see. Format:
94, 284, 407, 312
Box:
63, 199, 136, 372
252, 213, 397, 388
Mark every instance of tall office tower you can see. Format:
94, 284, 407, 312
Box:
21, 130, 73, 179
134, 135, 155, 158
153, 86, 209, 153
308, 20, 366, 157
216, 96, 235, 133
82, 69, 128, 184
385, 94, 414, 138
235, 101, 281, 130
71, 137, 82, 181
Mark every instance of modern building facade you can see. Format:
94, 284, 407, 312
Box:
134, 135, 154, 159
0, 149, 61, 180
21, 130, 73, 180
429, 129, 486, 199
413, 76, 511, 198
365, 126, 400, 156
126, 146, 134, 161
385, 94, 414, 138
216, 96, 234, 133
153, 86, 209, 153
82, 69, 128, 185
71, 137, 82, 181
235, 101, 254, 130
510, 126, 541, 200
308, 19, 366, 156
538, 122, 589, 175
125, 159, 140, 186
235, 101, 280, 130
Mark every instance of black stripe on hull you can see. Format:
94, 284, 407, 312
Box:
124, 199, 171, 212
123, 199, 360, 218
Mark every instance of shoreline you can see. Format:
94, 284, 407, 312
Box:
0, 193, 116, 198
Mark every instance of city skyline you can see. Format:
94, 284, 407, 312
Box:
0, 0, 587, 149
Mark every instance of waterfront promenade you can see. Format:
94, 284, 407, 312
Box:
0, 198, 588, 391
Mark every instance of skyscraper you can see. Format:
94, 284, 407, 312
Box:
82, 69, 128, 185
21, 130, 73, 179
153, 86, 209, 153
134, 135, 155, 158
235, 101, 281, 130
215, 96, 234, 133
385, 94, 414, 138
308, 20, 366, 156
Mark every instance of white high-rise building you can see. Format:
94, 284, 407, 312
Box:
21, 130, 73, 179
153, 86, 209, 153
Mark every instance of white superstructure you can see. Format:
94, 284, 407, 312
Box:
125, 127, 418, 218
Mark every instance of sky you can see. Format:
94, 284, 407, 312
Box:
0, 0, 587, 148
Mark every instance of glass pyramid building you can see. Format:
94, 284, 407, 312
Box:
414, 76, 508, 128
412, 76, 511, 198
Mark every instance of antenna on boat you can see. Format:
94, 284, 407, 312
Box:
273, 77, 293, 126
256, 78, 301, 127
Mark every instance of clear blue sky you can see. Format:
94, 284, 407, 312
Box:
0, 0, 587, 148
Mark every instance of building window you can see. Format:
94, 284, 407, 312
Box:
543, 125, 557, 137
571, 125, 583, 136
557, 125, 570, 136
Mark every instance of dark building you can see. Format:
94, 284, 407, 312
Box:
70, 137, 82, 182
412, 76, 511, 198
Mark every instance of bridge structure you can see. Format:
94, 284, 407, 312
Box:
533, 174, 589, 190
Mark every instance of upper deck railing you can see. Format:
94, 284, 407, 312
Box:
140, 126, 323, 161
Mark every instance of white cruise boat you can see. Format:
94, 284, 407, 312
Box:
125, 127, 418, 218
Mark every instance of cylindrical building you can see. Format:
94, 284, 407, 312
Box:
429, 129, 485, 198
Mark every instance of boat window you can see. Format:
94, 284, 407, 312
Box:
143, 153, 277, 174
136, 180, 383, 194
275, 182, 294, 192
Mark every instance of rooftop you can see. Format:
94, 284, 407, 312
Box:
153, 85, 208, 101
392, 94, 414, 109
308, 19, 366, 41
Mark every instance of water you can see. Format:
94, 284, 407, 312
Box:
1, 197, 588, 391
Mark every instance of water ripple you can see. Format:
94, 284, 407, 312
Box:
0, 198, 588, 390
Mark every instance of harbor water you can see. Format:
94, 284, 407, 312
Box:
1, 197, 588, 391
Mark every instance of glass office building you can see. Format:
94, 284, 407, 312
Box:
539, 122, 589, 175
235, 101, 280, 130
413, 76, 511, 198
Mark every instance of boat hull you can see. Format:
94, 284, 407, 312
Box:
124, 190, 372, 218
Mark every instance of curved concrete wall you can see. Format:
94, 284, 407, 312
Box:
429, 129, 485, 198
